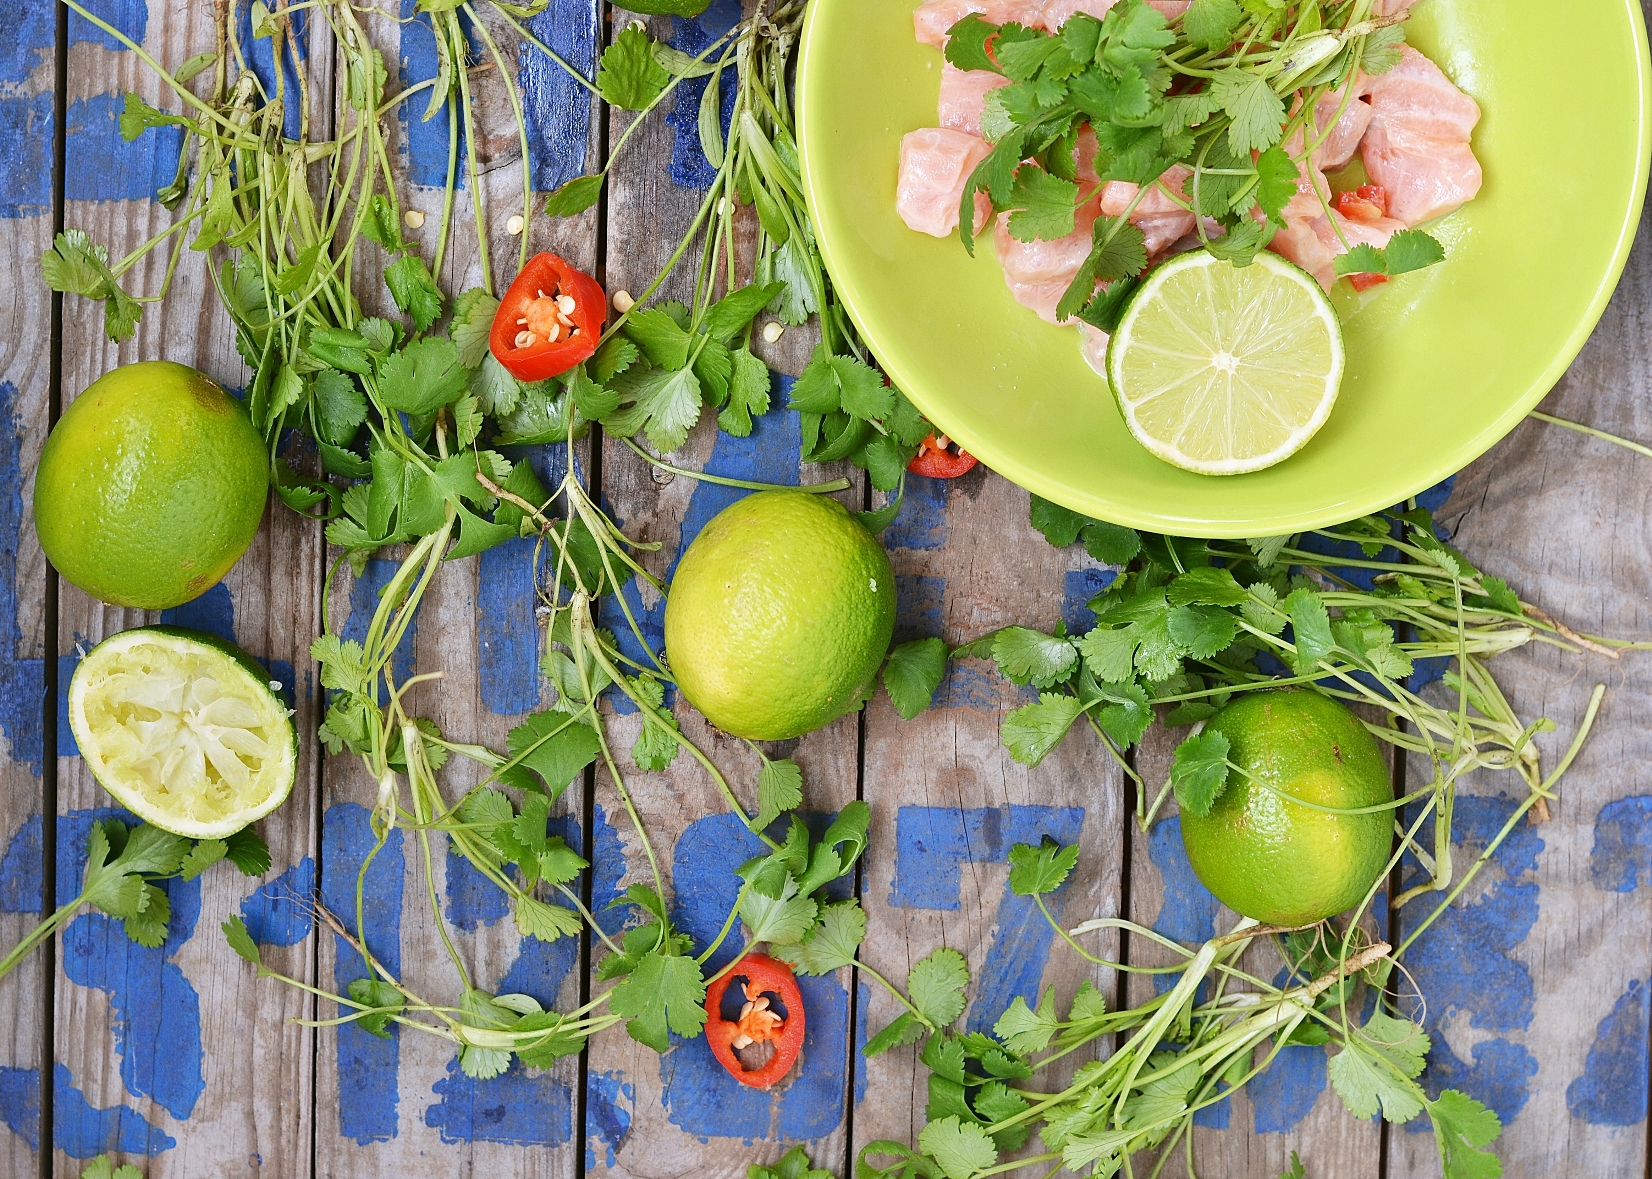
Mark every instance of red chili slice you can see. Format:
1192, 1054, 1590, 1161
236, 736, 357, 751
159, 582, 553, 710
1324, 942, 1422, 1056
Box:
1347, 272, 1389, 292
908, 432, 978, 479
704, 953, 806, 1089
489, 253, 607, 382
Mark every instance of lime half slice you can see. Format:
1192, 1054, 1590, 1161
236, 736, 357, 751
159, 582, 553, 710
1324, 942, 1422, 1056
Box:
69, 626, 297, 838
1106, 250, 1344, 475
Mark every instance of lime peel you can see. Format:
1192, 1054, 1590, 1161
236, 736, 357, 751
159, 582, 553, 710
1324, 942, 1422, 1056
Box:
1106, 250, 1345, 476
69, 627, 298, 839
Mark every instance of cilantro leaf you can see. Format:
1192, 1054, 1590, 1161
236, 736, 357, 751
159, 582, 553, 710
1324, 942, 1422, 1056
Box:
1166, 603, 1238, 658
919, 1116, 998, 1179
1334, 243, 1389, 277
1329, 1032, 1425, 1123
348, 978, 406, 1038
883, 637, 949, 720
377, 337, 468, 414
624, 307, 693, 368
755, 756, 804, 830
632, 364, 704, 452
1255, 145, 1299, 226
740, 873, 818, 946
702, 281, 786, 342
516, 895, 584, 942
1170, 730, 1231, 816
1082, 520, 1141, 565
1428, 1090, 1503, 1179
1279, 1151, 1306, 1179
450, 289, 500, 368
222, 915, 264, 969
1006, 166, 1081, 243
1092, 218, 1148, 281
609, 950, 708, 1052
598, 24, 670, 110
224, 826, 272, 876
863, 1012, 928, 1057
179, 839, 227, 881
777, 899, 867, 975
506, 712, 602, 800
1093, 679, 1152, 747
360, 193, 406, 251
1007, 837, 1080, 897
1002, 692, 1086, 765
991, 627, 1078, 688
385, 254, 443, 331
1284, 588, 1335, 671
1029, 494, 1089, 547
718, 346, 772, 436
544, 173, 604, 218
1168, 567, 1249, 606
945, 14, 1003, 73
1182, 0, 1243, 49
909, 947, 970, 1029
1363, 24, 1408, 75
1383, 229, 1447, 275
40, 229, 143, 342
121, 883, 171, 948
1212, 68, 1287, 153
994, 986, 1059, 1054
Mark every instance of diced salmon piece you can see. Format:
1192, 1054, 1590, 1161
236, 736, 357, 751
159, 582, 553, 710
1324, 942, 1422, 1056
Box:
939, 64, 1011, 138
1039, 0, 1185, 30
995, 198, 1101, 323
1269, 206, 1404, 290
914, 0, 1048, 48
1308, 81, 1375, 170
898, 128, 994, 238
1098, 165, 1196, 256
1361, 46, 1482, 225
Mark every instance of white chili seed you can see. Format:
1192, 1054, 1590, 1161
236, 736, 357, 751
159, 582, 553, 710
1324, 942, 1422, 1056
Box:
545, 321, 561, 343
613, 289, 635, 314
506, 214, 525, 236
514, 331, 536, 348
556, 293, 577, 317
762, 321, 784, 344
750, 996, 770, 1012
403, 209, 426, 229
731, 1034, 753, 1050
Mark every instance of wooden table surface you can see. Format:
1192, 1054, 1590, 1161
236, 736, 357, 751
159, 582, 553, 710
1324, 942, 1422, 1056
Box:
1, 2, 1649, 1177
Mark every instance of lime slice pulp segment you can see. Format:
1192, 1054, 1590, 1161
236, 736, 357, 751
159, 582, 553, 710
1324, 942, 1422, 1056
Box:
69, 627, 297, 839
1106, 250, 1345, 476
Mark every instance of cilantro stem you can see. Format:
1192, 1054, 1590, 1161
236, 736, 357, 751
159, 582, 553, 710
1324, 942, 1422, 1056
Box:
485, 2, 603, 98
618, 436, 850, 494
695, 879, 752, 965
1529, 410, 1652, 460
854, 959, 932, 1028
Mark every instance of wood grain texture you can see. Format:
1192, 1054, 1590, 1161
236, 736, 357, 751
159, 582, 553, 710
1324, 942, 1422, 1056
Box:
312, 4, 599, 1176
1384, 205, 1652, 1179
852, 474, 1125, 1161
52, 4, 325, 1176
1130, 718, 1385, 1179
0, 7, 57, 1173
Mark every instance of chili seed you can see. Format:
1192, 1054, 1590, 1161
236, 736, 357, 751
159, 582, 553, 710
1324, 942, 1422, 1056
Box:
762, 321, 784, 344
613, 290, 635, 314
506, 214, 525, 236
515, 331, 536, 348
403, 209, 425, 229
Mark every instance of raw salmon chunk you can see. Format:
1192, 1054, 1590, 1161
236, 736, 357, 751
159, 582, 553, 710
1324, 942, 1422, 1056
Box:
939, 64, 1010, 138
898, 128, 994, 237
1361, 46, 1482, 225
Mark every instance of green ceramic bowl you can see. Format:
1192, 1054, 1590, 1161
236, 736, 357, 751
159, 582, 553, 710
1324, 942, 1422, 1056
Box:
797, 1, 1651, 537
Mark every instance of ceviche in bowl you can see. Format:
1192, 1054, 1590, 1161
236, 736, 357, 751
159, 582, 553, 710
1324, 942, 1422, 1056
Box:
797, 0, 1650, 534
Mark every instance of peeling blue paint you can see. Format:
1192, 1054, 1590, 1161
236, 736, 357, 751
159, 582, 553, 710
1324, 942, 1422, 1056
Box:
53, 1062, 174, 1159
66, 0, 147, 52
586, 1070, 634, 1169
0, 7, 54, 85
0, 1065, 38, 1150
0, 381, 44, 769
664, 0, 741, 189
887, 805, 1085, 1032
478, 537, 544, 716
895, 574, 944, 645
0, 94, 53, 217
1397, 795, 1542, 1127
1062, 567, 1114, 635
445, 843, 513, 931
520, 0, 597, 192
1567, 978, 1649, 1126
322, 803, 405, 1144
885, 474, 948, 552
425, 1056, 573, 1146
65, 92, 184, 203
1589, 796, 1652, 893
398, 0, 480, 188
159, 582, 236, 641
0, 813, 41, 912
240, 858, 316, 947
930, 661, 1033, 713
1250, 1045, 1326, 1133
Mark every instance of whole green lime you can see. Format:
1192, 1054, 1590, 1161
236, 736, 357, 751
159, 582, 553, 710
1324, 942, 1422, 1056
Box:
1180, 690, 1393, 926
34, 361, 268, 610
664, 490, 896, 741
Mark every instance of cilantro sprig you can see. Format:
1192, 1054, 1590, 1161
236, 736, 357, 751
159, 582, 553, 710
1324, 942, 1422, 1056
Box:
943, 0, 1447, 323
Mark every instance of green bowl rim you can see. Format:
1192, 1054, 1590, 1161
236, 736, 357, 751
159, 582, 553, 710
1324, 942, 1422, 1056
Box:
796, 1, 1652, 536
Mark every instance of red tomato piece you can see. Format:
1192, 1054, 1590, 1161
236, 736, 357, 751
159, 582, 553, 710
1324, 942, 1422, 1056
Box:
703, 953, 806, 1090
908, 432, 978, 478
489, 253, 607, 382
1336, 184, 1390, 225
1348, 272, 1389, 292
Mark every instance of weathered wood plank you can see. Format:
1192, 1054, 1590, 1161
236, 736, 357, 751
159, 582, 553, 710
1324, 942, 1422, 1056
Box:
584, 7, 860, 1169
1130, 717, 1386, 1179
0, 6, 58, 1175
311, 3, 599, 1175
851, 475, 1125, 1162
1384, 206, 1652, 1179
51, 3, 327, 1175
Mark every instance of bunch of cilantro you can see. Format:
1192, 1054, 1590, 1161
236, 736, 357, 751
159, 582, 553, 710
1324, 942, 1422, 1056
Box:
855, 839, 1505, 1179
945, 0, 1444, 329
